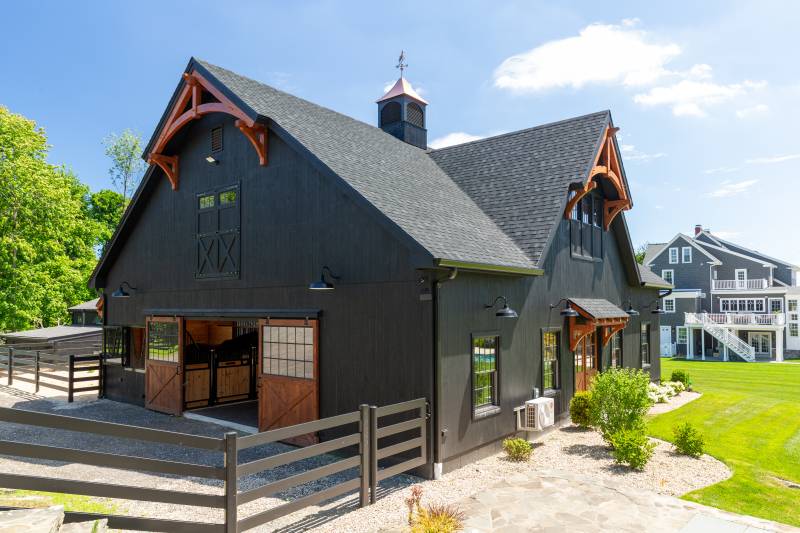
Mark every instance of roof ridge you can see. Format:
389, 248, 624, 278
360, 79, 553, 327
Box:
427, 110, 611, 153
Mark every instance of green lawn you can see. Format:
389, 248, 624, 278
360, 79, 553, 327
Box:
649, 359, 800, 527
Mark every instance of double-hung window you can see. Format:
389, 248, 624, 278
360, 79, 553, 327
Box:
681, 246, 692, 263
769, 298, 784, 313
668, 248, 679, 264
542, 330, 560, 391
472, 335, 500, 417
661, 269, 674, 285
676, 326, 688, 344
664, 298, 676, 313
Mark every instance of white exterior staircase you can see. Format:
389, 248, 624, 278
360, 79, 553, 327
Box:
685, 313, 756, 362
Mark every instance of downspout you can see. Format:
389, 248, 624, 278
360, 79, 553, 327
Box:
432, 267, 457, 480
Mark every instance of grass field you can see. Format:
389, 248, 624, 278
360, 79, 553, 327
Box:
649, 359, 800, 527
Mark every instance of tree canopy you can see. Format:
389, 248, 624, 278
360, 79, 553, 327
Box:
0, 106, 101, 332
103, 129, 145, 201
88, 188, 126, 253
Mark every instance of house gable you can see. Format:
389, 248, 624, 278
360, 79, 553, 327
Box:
646, 234, 721, 268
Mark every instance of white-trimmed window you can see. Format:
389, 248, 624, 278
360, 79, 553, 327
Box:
769, 298, 784, 313
735, 269, 747, 289
661, 269, 674, 285
676, 326, 688, 344
788, 299, 798, 312
668, 247, 679, 264
682, 246, 692, 263
790, 324, 799, 337
664, 298, 676, 313
720, 298, 765, 313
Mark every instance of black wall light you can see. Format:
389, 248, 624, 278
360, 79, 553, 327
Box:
485, 296, 518, 318
622, 300, 640, 316
111, 281, 137, 298
205, 155, 219, 165
550, 298, 579, 318
309, 266, 340, 291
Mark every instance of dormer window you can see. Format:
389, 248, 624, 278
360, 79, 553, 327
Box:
682, 246, 692, 263
669, 247, 679, 264
569, 190, 604, 260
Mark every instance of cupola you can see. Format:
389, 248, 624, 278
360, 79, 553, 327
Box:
377, 52, 428, 149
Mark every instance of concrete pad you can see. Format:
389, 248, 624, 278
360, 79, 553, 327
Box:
0, 506, 63, 533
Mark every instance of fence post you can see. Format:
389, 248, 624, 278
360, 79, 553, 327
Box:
34, 351, 40, 393
369, 405, 378, 504
359, 404, 370, 507
67, 354, 75, 403
7, 348, 13, 386
223, 431, 238, 533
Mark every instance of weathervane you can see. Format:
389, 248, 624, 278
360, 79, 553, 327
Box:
396, 50, 408, 77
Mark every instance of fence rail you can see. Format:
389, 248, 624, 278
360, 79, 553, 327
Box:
0, 397, 428, 532
0, 346, 100, 401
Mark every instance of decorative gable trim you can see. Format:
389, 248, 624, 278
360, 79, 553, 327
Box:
146, 70, 268, 190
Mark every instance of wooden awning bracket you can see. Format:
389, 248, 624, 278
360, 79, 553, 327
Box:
601, 321, 627, 347
148, 69, 268, 189
569, 316, 597, 352
564, 125, 632, 228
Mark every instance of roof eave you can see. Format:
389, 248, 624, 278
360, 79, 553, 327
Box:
435, 258, 543, 276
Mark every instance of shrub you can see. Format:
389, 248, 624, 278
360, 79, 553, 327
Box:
609, 429, 655, 470
570, 391, 593, 427
673, 422, 705, 458
589, 368, 652, 443
502, 437, 533, 462
411, 503, 466, 533
670, 370, 692, 390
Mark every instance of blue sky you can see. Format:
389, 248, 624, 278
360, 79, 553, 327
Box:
1, 1, 798, 264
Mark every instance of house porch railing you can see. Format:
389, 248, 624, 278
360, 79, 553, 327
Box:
686, 312, 785, 327
712, 278, 769, 290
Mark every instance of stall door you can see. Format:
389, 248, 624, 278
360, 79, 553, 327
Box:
258, 319, 319, 444
145, 317, 184, 415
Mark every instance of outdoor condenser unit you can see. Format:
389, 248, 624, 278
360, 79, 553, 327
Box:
514, 397, 555, 436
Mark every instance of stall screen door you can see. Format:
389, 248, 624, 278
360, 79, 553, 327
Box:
258, 319, 319, 445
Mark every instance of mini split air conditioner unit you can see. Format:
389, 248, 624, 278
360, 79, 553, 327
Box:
514, 397, 555, 438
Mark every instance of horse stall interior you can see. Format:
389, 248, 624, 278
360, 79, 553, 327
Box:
183, 319, 258, 411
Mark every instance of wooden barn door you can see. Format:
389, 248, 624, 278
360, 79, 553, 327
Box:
257, 319, 319, 445
573, 331, 597, 393
145, 316, 184, 415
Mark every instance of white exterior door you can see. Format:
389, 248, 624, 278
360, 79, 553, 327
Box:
660, 326, 673, 356
748, 332, 771, 356
787, 298, 800, 351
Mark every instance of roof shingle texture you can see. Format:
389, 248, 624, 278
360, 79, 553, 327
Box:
198, 60, 535, 270
428, 112, 609, 266
637, 264, 673, 288
569, 298, 629, 319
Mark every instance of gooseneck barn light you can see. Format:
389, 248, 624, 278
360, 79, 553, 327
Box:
485, 296, 518, 319
309, 266, 340, 291
549, 298, 579, 318
111, 281, 137, 298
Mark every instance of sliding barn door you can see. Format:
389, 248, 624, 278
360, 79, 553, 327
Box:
145, 316, 184, 415
257, 319, 319, 444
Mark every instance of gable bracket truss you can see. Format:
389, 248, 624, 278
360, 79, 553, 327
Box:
147, 70, 268, 191
564, 125, 632, 230
568, 303, 629, 351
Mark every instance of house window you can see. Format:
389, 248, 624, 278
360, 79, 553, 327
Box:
735, 269, 747, 288
664, 298, 676, 313
790, 324, 799, 337
681, 246, 692, 263
542, 330, 560, 391
661, 269, 674, 285
472, 335, 500, 416
720, 298, 765, 313
640, 323, 651, 367
789, 300, 798, 312
770, 299, 784, 313
669, 247, 679, 264
262, 325, 315, 379
147, 321, 179, 363
103, 326, 130, 366
676, 326, 688, 344
610, 330, 623, 368
569, 192, 604, 260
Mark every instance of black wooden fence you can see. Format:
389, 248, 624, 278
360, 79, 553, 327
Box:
0, 345, 101, 401
0, 397, 428, 532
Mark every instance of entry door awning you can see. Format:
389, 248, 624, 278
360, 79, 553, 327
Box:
567, 298, 630, 351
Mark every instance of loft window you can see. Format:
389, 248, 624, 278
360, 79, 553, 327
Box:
196, 184, 241, 279
211, 126, 223, 152
472, 335, 500, 417
661, 269, 674, 285
682, 246, 692, 263
669, 247, 679, 264
542, 330, 560, 391
569, 191, 604, 260
262, 325, 315, 379
640, 323, 651, 368
406, 102, 424, 128
380, 102, 401, 126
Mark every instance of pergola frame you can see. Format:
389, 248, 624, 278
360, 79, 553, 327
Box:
563, 125, 632, 230
146, 70, 268, 190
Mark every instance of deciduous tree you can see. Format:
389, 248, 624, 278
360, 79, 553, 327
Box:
103, 129, 145, 201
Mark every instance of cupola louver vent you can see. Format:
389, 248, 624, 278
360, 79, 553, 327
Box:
211, 126, 223, 152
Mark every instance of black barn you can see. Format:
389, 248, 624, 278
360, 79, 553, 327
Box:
90, 58, 669, 476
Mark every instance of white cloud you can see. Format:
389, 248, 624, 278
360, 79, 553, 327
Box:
704, 166, 739, 175
736, 104, 768, 118
620, 143, 666, 162
706, 179, 758, 198
634, 77, 766, 117
745, 153, 800, 164
428, 132, 485, 149
493, 21, 681, 92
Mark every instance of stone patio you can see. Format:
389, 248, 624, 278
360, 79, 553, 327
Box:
458, 471, 799, 533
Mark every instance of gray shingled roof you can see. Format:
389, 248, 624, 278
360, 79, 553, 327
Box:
569, 298, 629, 319
638, 264, 673, 288
197, 60, 535, 271
68, 298, 99, 311
1, 325, 101, 342
428, 112, 609, 266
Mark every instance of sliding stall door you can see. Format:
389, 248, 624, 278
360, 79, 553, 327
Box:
145, 316, 184, 415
